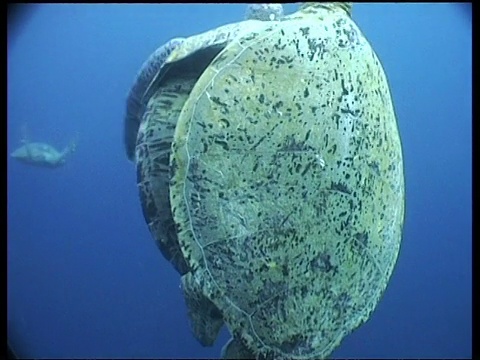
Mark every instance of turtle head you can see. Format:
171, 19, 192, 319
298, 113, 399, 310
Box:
245, 4, 284, 21
299, 2, 353, 17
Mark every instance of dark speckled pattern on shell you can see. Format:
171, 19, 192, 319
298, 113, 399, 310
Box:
134, 6, 286, 353
170, 4, 404, 360
134, 13, 276, 277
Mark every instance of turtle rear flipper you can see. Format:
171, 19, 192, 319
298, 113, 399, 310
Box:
181, 272, 224, 346
221, 337, 256, 359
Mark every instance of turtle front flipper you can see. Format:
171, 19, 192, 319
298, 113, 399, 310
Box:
124, 37, 185, 161
136, 75, 198, 276
181, 272, 224, 346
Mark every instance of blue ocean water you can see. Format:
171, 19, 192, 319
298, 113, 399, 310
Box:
7, 3, 471, 359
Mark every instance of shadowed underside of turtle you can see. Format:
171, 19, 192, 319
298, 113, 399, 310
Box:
168, 1, 404, 359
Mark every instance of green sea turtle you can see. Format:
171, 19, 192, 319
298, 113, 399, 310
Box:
10, 126, 76, 168
166, 2, 404, 359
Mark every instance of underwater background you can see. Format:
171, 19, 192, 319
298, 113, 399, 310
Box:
7, 3, 471, 359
